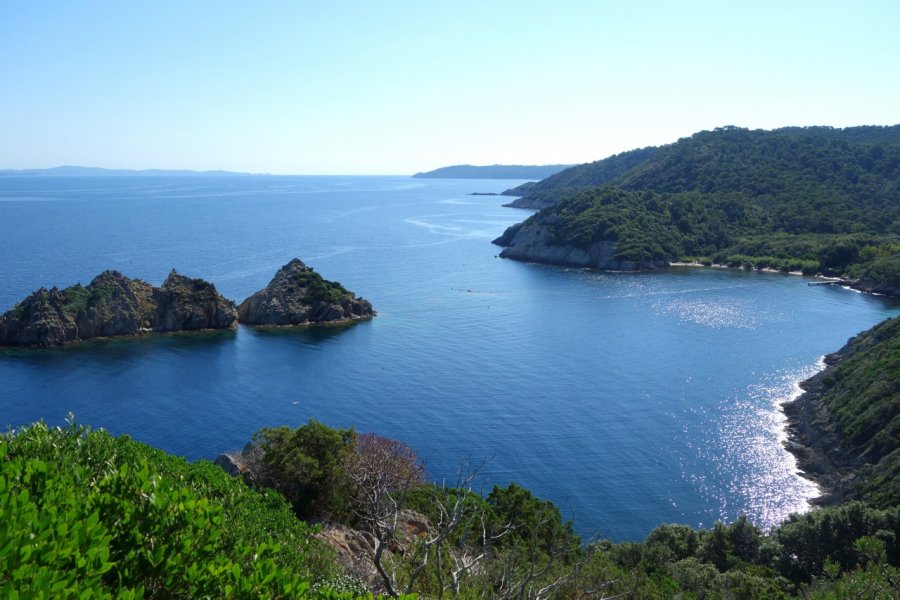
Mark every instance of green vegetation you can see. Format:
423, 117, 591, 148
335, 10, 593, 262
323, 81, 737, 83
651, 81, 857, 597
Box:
250, 419, 356, 521
812, 316, 900, 507
3, 314, 897, 596
3, 415, 898, 598
0, 419, 372, 599
504, 145, 658, 198
293, 270, 353, 305
501, 125, 900, 288
61, 284, 91, 315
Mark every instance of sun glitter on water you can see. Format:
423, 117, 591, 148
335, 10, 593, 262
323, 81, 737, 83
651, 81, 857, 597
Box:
698, 363, 824, 530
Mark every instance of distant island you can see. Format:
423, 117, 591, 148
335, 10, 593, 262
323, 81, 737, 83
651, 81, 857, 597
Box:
0, 165, 260, 177
412, 164, 573, 180
493, 125, 900, 296
0, 259, 374, 348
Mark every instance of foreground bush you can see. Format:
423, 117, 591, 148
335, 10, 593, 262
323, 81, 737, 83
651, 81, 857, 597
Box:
0, 420, 379, 599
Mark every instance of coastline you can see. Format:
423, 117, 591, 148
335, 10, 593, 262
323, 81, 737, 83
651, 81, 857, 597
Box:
779, 348, 862, 506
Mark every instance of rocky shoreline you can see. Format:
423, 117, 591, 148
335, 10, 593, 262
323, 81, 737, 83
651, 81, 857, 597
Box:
492, 219, 668, 271
781, 316, 900, 506
0, 259, 375, 348
495, 221, 900, 298
781, 352, 861, 506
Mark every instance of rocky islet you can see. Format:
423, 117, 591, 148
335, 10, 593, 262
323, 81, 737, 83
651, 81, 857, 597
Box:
238, 258, 375, 326
0, 260, 374, 348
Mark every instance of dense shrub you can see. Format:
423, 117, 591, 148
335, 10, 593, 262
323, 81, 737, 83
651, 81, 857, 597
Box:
0, 420, 363, 598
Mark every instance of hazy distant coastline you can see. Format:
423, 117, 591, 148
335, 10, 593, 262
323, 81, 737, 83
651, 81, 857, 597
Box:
412, 164, 574, 180
0, 165, 261, 177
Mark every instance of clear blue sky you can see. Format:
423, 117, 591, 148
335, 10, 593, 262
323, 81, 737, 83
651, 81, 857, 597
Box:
2, 1, 898, 174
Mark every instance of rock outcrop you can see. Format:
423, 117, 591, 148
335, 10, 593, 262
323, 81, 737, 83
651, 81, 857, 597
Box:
845, 277, 900, 298
781, 351, 861, 505
238, 259, 375, 326
0, 270, 237, 348
492, 219, 669, 271
154, 270, 238, 332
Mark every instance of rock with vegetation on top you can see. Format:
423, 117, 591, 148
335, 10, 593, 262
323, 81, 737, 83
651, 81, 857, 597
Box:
238, 259, 375, 326
0, 269, 237, 348
154, 270, 238, 332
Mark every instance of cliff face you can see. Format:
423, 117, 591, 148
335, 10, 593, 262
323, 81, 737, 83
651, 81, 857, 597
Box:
0, 270, 237, 348
492, 219, 668, 271
238, 259, 375, 326
154, 271, 238, 332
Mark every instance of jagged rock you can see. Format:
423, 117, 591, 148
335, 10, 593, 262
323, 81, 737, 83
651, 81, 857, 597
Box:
213, 452, 256, 484
74, 271, 154, 338
0, 287, 79, 346
154, 270, 237, 331
238, 259, 375, 326
0, 270, 237, 348
493, 219, 668, 271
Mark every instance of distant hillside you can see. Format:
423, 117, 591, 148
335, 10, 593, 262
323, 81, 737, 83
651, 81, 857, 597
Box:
502, 146, 658, 206
493, 125, 900, 291
412, 164, 573, 180
504, 125, 900, 208
0, 165, 256, 177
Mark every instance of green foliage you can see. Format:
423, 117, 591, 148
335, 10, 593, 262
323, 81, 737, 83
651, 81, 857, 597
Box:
0, 420, 359, 598
774, 502, 900, 582
293, 271, 353, 305
61, 284, 91, 315
850, 251, 900, 288
505, 125, 900, 285
251, 419, 356, 521
487, 482, 580, 558
809, 316, 900, 506
504, 145, 659, 197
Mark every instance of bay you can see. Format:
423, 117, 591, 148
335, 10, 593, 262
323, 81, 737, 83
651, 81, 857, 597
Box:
0, 175, 897, 540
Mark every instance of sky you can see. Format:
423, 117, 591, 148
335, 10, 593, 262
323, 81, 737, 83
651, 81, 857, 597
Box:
1, 1, 899, 174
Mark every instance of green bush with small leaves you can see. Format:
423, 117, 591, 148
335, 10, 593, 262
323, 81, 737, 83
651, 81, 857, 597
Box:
0, 420, 386, 599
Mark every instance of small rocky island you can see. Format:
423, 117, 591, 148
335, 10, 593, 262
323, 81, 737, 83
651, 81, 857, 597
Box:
238, 259, 375, 326
0, 270, 237, 348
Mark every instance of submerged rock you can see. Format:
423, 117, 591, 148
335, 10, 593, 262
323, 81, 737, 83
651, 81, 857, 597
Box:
238, 259, 375, 326
0, 270, 237, 348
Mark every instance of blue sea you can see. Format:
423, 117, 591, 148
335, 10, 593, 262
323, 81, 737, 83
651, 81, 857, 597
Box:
1, 175, 897, 540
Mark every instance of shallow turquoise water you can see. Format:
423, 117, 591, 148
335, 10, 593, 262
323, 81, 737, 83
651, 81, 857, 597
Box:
1, 175, 897, 539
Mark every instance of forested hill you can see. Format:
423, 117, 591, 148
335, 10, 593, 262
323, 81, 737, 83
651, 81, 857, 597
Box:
411, 164, 572, 179
493, 125, 900, 291
502, 145, 658, 205
504, 125, 900, 208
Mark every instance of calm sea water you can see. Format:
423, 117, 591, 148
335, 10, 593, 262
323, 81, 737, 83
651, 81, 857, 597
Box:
1, 175, 897, 540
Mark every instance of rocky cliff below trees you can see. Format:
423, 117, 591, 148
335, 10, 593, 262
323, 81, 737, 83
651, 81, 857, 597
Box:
783, 315, 900, 508
492, 212, 670, 271
238, 259, 375, 326
0, 270, 237, 348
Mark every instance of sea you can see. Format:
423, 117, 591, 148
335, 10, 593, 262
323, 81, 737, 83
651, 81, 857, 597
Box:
0, 175, 897, 540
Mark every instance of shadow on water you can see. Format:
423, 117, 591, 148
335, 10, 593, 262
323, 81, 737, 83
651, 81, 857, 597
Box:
0, 328, 238, 363
241, 320, 371, 344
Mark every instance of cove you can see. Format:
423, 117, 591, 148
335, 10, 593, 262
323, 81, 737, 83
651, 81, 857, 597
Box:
1, 175, 897, 540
